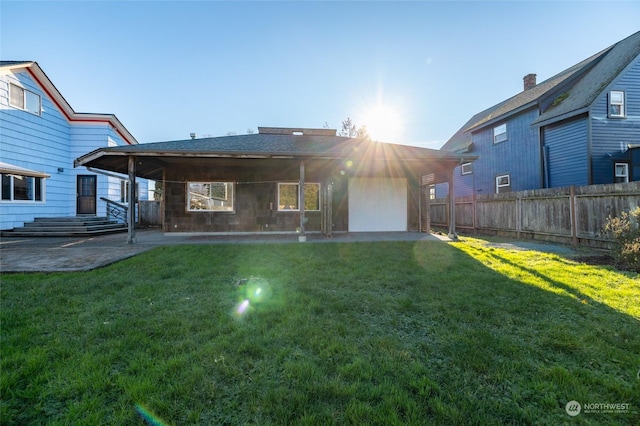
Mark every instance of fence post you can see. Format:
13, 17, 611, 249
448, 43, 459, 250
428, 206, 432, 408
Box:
570, 185, 578, 248
472, 193, 477, 233
516, 195, 521, 239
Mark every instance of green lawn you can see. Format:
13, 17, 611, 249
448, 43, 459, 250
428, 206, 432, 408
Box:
1, 238, 639, 425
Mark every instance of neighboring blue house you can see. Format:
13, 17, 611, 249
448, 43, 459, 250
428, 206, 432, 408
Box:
439, 31, 640, 197
0, 61, 147, 231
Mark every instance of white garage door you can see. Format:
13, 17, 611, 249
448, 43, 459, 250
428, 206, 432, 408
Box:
348, 177, 407, 232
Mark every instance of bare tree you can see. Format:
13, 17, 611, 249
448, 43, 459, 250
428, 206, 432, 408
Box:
339, 117, 369, 139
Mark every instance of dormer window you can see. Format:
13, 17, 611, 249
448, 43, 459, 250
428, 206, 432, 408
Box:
609, 91, 625, 118
493, 123, 507, 144
9, 84, 41, 116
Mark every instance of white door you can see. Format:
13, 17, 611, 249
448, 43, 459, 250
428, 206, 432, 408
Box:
348, 177, 407, 232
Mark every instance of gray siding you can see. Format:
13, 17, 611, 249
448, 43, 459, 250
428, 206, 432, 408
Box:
544, 117, 589, 188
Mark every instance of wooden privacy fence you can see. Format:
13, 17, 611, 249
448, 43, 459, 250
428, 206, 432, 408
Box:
139, 201, 162, 226
424, 182, 640, 248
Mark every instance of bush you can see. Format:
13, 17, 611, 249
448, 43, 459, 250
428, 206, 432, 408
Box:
604, 206, 640, 272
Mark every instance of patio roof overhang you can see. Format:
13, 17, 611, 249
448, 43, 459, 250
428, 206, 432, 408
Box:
74, 135, 478, 182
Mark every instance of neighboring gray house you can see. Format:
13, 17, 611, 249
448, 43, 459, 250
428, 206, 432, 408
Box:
439, 31, 640, 197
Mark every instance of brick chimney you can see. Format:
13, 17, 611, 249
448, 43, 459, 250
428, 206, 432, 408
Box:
523, 73, 537, 91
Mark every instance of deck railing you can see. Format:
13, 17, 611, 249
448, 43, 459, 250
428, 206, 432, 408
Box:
100, 197, 128, 224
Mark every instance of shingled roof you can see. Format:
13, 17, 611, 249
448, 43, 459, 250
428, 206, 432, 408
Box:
441, 30, 640, 152
75, 128, 478, 180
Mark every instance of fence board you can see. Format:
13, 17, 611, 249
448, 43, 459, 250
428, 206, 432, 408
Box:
139, 201, 162, 226
428, 182, 640, 248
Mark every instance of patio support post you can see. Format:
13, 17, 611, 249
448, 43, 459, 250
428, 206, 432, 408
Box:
127, 155, 136, 244
299, 160, 306, 242
448, 164, 458, 240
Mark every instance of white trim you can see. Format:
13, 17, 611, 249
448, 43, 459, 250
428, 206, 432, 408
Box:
609, 90, 625, 118
461, 162, 473, 175
614, 163, 629, 183
493, 123, 507, 144
186, 181, 235, 212
8, 83, 41, 116
277, 182, 321, 211
495, 174, 511, 193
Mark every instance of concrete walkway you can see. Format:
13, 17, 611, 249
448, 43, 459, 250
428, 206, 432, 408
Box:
0, 229, 444, 273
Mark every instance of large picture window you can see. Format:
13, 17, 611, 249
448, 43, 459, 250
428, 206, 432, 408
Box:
1, 174, 44, 202
187, 182, 234, 211
278, 182, 320, 211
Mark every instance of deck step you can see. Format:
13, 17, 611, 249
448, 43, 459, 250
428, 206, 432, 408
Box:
1, 216, 127, 237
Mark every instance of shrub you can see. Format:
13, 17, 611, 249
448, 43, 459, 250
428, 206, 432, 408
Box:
604, 206, 640, 272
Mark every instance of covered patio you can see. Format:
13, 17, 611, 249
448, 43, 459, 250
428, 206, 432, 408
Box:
74, 127, 476, 243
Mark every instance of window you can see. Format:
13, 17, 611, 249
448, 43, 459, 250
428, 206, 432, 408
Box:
9, 84, 41, 115
609, 91, 625, 118
429, 185, 435, 200
614, 163, 629, 183
493, 123, 507, 144
278, 182, 320, 211
187, 182, 234, 211
1, 174, 44, 202
120, 181, 139, 204
461, 162, 473, 175
495, 174, 511, 193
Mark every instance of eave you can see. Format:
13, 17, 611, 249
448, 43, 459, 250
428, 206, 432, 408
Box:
1, 61, 138, 145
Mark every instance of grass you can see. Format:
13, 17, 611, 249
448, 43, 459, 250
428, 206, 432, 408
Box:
1, 238, 639, 425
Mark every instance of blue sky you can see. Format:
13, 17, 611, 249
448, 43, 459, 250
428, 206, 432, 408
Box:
2, 1, 639, 148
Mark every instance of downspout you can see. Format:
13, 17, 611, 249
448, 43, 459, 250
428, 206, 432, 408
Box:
85, 167, 128, 181
543, 145, 550, 189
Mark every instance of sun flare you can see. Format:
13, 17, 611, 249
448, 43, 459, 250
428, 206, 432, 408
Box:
360, 103, 404, 143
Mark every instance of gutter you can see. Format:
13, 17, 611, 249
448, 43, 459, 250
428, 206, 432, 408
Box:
85, 167, 128, 181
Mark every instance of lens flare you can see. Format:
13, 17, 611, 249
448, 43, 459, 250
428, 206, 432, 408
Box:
236, 299, 250, 315
135, 403, 167, 426
233, 277, 272, 319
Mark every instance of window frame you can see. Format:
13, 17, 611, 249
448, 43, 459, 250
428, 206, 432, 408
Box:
461, 162, 473, 175
614, 163, 629, 183
9, 83, 41, 116
493, 123, 507, 144
495, 174, 511, 193
1, 174, 45, 203
608, 90, 625, 118
428, 184, 435, 200
186, 181, 235, 212
277, 182, 321, 212
120, 181, 140, 204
